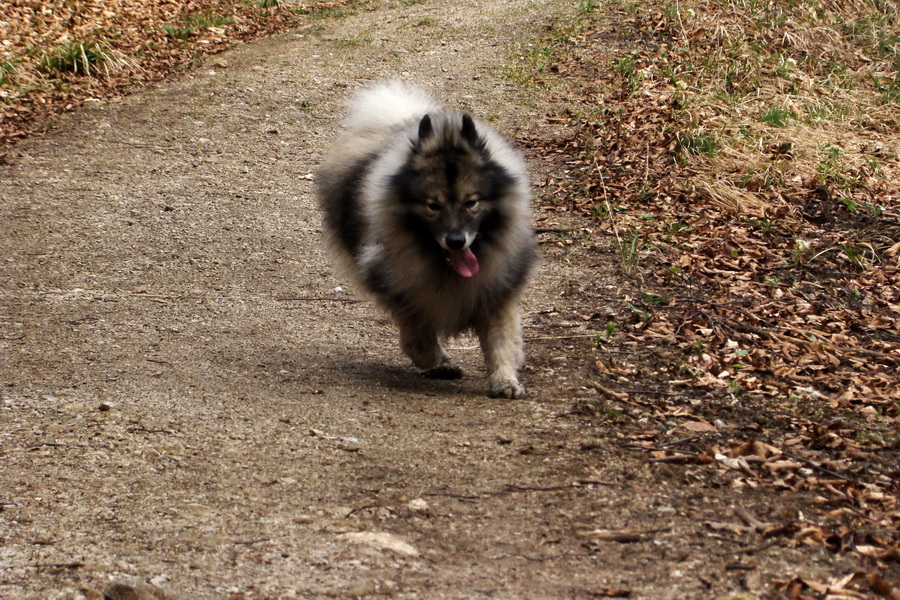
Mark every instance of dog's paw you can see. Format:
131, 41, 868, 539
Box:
488, 379, 525, 399
423, 363, 464, 379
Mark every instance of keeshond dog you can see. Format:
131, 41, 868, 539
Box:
316, 82, 538, 398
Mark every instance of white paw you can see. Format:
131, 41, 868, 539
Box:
488, 378, 525, 399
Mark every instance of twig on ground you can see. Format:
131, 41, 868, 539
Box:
734, 506, 767, 531
577, 527, 671, 542
590, 381, 629, 401
535, 227, 574, 234
277, 296, 365, 304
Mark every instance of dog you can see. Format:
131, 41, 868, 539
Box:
316, 82, 538, 398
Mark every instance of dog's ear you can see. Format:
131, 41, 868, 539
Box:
418, 114, 433, 142
460, 113, 485, 149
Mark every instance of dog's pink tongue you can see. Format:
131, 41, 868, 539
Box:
449, 247, 480, 278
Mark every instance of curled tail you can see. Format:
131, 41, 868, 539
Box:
343, 81, 441, 133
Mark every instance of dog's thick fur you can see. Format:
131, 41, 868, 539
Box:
317, 82, 538, 398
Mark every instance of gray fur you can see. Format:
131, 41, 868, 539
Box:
317, 82, 538, 398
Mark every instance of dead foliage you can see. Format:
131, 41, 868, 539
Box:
525, 0, 899, 432
524, 0, 900, 590
0, 0, 352, 148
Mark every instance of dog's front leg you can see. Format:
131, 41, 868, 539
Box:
476, 305, 526, 398
396, 317, 463, 379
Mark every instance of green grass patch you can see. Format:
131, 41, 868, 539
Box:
163, 11, 234, 39
760, 106, 793, 127
37, 40, 129, 76
675, 132, 719, 160
334, 32, 374, 47
0, 58, 20, 86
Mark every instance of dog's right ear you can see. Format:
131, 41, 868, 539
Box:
418, 114, 433, 142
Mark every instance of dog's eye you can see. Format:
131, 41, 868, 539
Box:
425, 201, 442, 213
464, 199, 480, 210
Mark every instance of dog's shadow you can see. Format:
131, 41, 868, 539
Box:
316, 354, 481, 397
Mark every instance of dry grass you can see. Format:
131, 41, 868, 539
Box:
672, 0, 899, 210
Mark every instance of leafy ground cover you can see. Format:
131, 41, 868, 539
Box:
516, 0, 899, 595
0, 0, 354, 149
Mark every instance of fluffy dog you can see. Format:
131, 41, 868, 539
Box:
316, 82, 538, 398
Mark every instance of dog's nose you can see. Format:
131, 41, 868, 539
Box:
445, 234, 467, 250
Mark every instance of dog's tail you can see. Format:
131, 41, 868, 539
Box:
343, 81, 440, 134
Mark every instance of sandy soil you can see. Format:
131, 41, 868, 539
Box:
0, 1, 877, 598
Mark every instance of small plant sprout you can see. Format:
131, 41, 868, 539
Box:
619, 231, 643, 275
777, 57, 797, 77
792, 238, 812, 264
760, 106, 793, 127
839, 245, 866, 267
603, 409, 627, 422
0, 58, 19, 85
674, 132, 719, 161
749, 218, 775, 234
840, 197, 859, 214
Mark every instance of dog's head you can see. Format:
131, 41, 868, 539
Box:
391, 113, 515, 277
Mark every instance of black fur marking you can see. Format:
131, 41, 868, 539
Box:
322, 153, 378, 255
362, 256, 417, 310
460, 113, 481, 148
362, 261, 394, 298
475, 206, 507, 246
418, 114, 433, 142
482, 160, 515, 200
470, 237, 537, 330
443, 157, 459, 187
402, 211, 451, 270
506, 238, 539, 291
471, 160, 516, 246
390, 162, 426, 206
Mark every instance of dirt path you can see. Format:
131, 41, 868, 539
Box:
0, 1, 871, 598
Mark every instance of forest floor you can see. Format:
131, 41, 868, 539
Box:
1, 0, 898, 599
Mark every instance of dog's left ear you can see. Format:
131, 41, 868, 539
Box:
460, 113, 484, 149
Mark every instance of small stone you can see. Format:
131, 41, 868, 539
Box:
79, 588, 106, 600
406, 498, 429, 512
103, 579, 181, 600
338, 531, 419, 557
